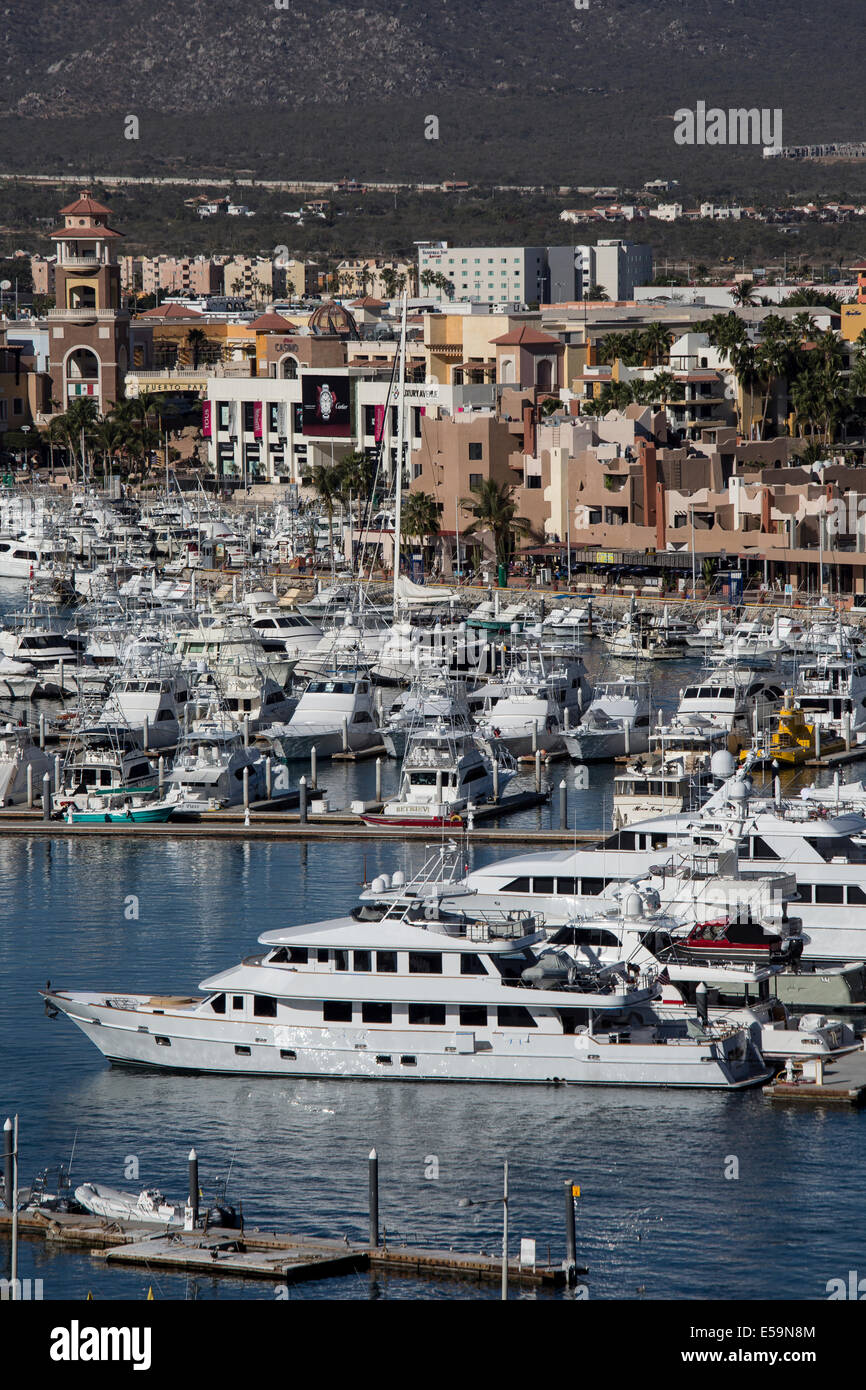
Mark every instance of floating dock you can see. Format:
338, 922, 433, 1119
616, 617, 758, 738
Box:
0, 1208, 570, 1290
763, 1050, 866, 1106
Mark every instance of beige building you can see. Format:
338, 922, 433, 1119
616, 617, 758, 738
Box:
223, 256, 286, 302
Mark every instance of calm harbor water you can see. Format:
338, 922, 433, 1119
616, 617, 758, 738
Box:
2, 593, 866, 1300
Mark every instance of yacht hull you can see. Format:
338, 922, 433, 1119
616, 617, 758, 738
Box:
44, 992, 769, 1089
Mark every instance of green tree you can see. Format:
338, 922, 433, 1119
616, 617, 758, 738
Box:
459, 477, 531, 565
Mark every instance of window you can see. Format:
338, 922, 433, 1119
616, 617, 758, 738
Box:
556, 878, 578, 896
334, 949, 349, 972
210, 993, 226, 1014
317, 948, 330, 963
497, 1005, 537, 1028
280, 1049, 296, 1060
550, 925, 620, 947
468, 442, 483, 461
409, 951, 442, 974
376, 1055, 392, 1065
533, 877, 554, 895
253, 995, 277, 1018
581, 878, 607, 896
409, 1004, 446, 1025
155, 1036, 172, 1047
468, 473, 483, 490
362, 1002, 392, 1024
354, 950, 372, 972
243, 401, 255, 432
459, 1005, 487, 1027
490, 950, 535, 979
232, 995, 244, 1010
400, 1055, 417, 1066
323, 1000, 353, 1022
501, 877, 531, 893
460, 953, 488, 975
218, 403, 230, 430
750, 836, 779, 861
847, 885, 866, 905
526, 475, 541, 488
377, 951, 398, 973
234, 1045, 251, 1056
815, 884, 844, 904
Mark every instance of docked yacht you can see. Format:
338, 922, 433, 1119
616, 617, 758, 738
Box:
794, 651, 866, 735
267, 663, 380, 760
611, 736, 732, 827
41, 906, 770, 1087
380, 672, 472, 760
362, 725, 513, 826
0, 723, 54, 805
474, 652, 591, 758
563, 677, 651, 762
0, 535, 68, 581
98, 664, 188, 750
166, 720, 288, 811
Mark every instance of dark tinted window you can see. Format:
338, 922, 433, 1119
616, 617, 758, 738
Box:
253, 995, 277, 1018
459, 1005, 488, 1027
408, 1003, 446, 1025
847, 885, 866, 904
362, 1001, 392, 1023
354, 950, 372, 972
533, 877, 555, 894
502, 877, 531, 893
409, 951, 442, 974
556, 878, 578, 896
377, 951, 398, 973
210, 993, 226, 1014
323, 1000, 352, 1022
815, 883, 844, 904
497, 1005, 537, 1028
460, 953, 488, 975
334, 950, 349, 972
581, 878, 606, 895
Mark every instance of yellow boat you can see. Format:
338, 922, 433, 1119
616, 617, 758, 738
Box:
744, 694, 844, 766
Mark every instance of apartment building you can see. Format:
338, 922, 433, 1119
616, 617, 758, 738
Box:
222, 257, 286, 301
30, 256, 56, 297
417, 243, 548, 306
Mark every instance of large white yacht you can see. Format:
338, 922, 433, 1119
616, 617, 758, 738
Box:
41, 907, 770, 1088
166, 720, 289, 811
362, 725, 512, 827
404, 771, 866, 964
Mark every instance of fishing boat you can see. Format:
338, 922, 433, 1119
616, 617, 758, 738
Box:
563, 676, 651, 762
64, 790, 176, 823
362, 724, 514, 826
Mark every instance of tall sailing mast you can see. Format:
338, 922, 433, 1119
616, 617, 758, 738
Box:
392, 292, 408, 619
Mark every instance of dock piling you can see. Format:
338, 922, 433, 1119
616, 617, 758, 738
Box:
311, 745, 317, 791
369, 1148, 379, 1249
299, 776, 307, 824
492, 759, 499, 803
188, 1148, 199, 1227
142, 716, 149, 752
243, 766, 250, 811
38, 713, 45, 750
559, 779, 567, 830
375, 757, 382, 803
535, 749, 542, 793
53, 754, 60, 793
265, 756, 272, 801
41, 773, 50, 822
26, 764, 32, 809
3, 1117, 12, 1211
342, 718, 349, 754
243, 716, 250, 749
564, 1182, 577, 1287
158, 755, 165, 796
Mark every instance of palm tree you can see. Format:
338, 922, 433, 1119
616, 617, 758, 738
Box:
641, 322, 672, 367
308, 462, 340, 557
459, 478, 531, 566
728, 340, 759, 438
731, 280, 758, 307
401, 490, 441, 567
379, 268, 399, 300
420, 270, 437, 294
186, 328, 209, 369
648, 370, 678, 411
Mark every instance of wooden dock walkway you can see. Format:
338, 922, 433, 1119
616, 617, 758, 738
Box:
764, 1049, 866, 1106
0, 1208, 569, 1289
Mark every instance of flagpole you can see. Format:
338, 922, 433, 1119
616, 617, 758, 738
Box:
392, 292, 408, 618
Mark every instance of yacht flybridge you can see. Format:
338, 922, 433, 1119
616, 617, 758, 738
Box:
41, 901, 769, 1087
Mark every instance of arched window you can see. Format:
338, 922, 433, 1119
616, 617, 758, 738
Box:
66, 348, 100, 380
536, 358, 552, 391
280, 355, 299, 380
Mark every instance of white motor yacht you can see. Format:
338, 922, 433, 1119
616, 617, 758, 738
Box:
267, 662, 380, 760
475, 652, 591, 758
563, 676, 651, 762
362, 725, 513, 826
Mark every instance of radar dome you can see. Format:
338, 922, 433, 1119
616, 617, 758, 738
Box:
711, 749, 737, 779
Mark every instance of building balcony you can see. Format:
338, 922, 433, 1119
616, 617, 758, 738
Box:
62, 257, 101, 271
48, 308, 126, 322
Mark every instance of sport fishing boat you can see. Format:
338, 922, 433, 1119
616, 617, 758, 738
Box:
474, 651, 591, 758
563, 676, 651, 762
379, 671, 473, 759
361, 725, 514, 827
40, 901, 770, 1088
266, 661, 379, 760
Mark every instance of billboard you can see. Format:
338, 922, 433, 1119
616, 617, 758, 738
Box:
301, 375, 352, 438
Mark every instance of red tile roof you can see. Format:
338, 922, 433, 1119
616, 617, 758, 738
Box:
490, 324, 562, 348
137, 302, 204, 319
248, 312, 298, 332
58, 192, 113, 216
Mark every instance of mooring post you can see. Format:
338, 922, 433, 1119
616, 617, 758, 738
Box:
3, 1117, 12, 1211
265, 755, 272, 801
369, 1147, 379, 1248
243, 765, 250, 811
42, 773, 51, 822
342, 717, 349, 753
492, 759, 499, 803
559, 778, 567, 830
299, 775, 307, 824
564, 1181, 577, 1286
158, 755, 165, 796
311, 744, 317, 791
189, 1147, 199, 1226
142, 716, 149, 752
26, 764, 32, 808
53, 754, 60, 793
243, 715, 250, 749
38, 712, 45, 749
375, 756, 382, 803
535, 749, 542, 793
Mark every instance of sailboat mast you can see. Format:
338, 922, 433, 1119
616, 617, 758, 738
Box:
393, 293, 408, 618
